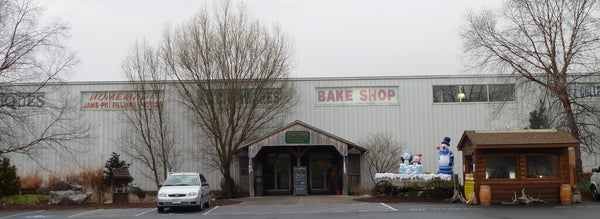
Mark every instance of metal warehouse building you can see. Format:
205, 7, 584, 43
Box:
6, 75, 600, 194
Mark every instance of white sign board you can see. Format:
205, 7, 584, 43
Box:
316, 87, 399, 105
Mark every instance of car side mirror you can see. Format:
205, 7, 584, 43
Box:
593, 168, 598, 173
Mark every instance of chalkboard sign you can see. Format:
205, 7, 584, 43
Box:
293, 167, 307, 196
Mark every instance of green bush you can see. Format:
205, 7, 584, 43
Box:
103, 152, 132, 187
0, 194, 48, 204
0, 157, 21, 197
577, 180, 591, 193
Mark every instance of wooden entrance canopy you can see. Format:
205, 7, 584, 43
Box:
240, 120, 366, 196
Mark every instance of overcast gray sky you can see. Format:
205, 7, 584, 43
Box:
42, 0, 501, 82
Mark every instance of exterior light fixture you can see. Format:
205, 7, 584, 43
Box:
457, 85, 466, 100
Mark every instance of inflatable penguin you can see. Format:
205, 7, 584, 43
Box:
400, 150, 411, 166
437, 137, 454, 174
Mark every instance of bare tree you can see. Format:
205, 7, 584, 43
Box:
362, 132, 404, 184
159, 1, 296, 197
120, 41, 179, 189
461, 0, 600, 181
0, 0, 87, 156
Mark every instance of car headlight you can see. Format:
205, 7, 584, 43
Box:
158, 193, 167, 197
187, 191, 198, 197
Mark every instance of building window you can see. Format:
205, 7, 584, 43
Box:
433, 84, 515, 103
489, 84, 515, 101
485, 156, 518, 179
526, 155, 558, 178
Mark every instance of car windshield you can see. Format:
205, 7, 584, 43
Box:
163, 175, 200, 186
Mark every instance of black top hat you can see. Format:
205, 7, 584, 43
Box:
442, 137, 451, 145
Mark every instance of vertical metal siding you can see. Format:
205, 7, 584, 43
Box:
6, 76, 592, 191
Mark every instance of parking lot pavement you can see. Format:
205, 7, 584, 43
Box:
0, 208, 157, 219
205, 202, 394, 216
229, 195, 364, 206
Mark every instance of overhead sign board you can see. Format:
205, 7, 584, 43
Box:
316, 86, 399, 105
285, 131, 310, 144
81, 91, 163, 110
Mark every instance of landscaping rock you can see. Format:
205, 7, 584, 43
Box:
49, 190, 93, 205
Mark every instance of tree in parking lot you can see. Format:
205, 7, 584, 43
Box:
120, 41, 180, 189
461, 0, 600, 181
123, 1, 296, 197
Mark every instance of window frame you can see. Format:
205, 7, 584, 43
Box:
432, 84, 515, 103
484, 154, 519, 180
524, 154, 560, 179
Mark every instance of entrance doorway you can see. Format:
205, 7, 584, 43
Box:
263, 153, 291, 193
309, 152, 337, 192
254, 146, 342, 195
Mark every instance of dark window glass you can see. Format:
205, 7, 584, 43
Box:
526, 155, 558, 178
433, 86, 459, 103
462, 85, 487, 102
486, 156, 518, 179
433, 84, 515, 103
489, 84, 515, 101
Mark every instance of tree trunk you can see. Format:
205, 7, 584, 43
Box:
559, 93, 584, 183
220, 166, 235, 198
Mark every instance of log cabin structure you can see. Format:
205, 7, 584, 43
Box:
457, 129, 579, 204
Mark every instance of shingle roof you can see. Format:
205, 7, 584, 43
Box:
458, 129, 579, 150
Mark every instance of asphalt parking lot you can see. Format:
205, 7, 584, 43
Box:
1, 196, 599, 219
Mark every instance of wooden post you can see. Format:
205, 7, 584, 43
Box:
343, 145, 348, 195
249, 146, 255, 197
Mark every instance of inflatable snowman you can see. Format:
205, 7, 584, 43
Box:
437, 137, 454, 174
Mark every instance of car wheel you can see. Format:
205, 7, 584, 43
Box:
157, 207, 165, 213
592, 186, 600, 200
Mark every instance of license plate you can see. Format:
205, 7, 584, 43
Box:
173, 199, 181, 204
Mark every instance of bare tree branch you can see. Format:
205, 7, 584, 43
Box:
158, 0, 296, 197
462, 0, 600, 181
119, 40, 180, 190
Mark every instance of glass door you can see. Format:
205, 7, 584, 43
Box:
275, 154, 290, 190
310, 152, 334, 191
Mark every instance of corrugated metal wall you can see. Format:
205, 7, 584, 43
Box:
7, 75, 596, 191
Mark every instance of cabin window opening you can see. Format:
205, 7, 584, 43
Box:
485, 156, 518, 179
526, 155, 558, 178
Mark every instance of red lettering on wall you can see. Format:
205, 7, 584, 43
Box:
318, 90, 326, 102
359, 89, 368, 101
327, 90, 335, 102
89, 94, 98, 101
387, 89, 396, 101
336, 90, 343, 101
345, 90, 353, 101
377, 90, 384, 100
370, 89, 377, 101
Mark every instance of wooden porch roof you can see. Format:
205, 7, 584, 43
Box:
457, 129, 579, 150
242, 120, 366, 157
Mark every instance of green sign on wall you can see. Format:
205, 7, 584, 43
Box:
285, 131, 310, 144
